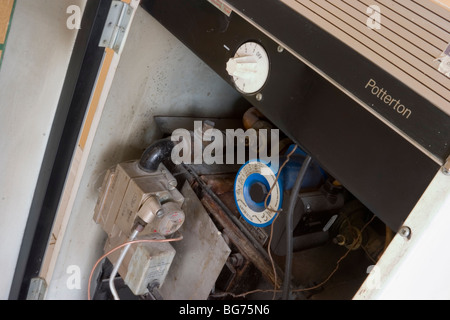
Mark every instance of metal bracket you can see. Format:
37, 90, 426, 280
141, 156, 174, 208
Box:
443, 155, 450, 176
99, 0, 133, 53
26, 277, 47, 300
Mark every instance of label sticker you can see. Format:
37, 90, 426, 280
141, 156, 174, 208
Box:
234, 161, 282, 228
436, 43, 450, 78
207, 0, 232, 16
438, 55, 450, 78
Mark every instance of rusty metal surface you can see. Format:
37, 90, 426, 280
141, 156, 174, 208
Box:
200, 174, 236, 195
159, 182, 231, 299
201, 194, 284, 289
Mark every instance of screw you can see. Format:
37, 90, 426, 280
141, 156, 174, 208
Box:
277, 45, 284, 53
442, 157, 450, 175
399, 226, 411, 239
156, 208, 164, 218
333, 234, 346, 246
255, 93, 263, 101
228, 253, 244, 267
443, 166, 450, 176
305, 203, 312, 213
168, 179, 177, 190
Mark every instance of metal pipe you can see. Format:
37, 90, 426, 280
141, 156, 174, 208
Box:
109, 229, 139, 300
282, 155, 312, 300
139, 138, 175, 172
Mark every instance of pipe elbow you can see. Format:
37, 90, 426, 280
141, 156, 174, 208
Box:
139, 138, 175, 173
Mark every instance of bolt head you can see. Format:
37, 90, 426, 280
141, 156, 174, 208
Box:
255, 93, 263, 101
333, 234, 346, 246
399, 226, 411, 239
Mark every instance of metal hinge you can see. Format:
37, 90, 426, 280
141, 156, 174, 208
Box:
26, 277, 47, 300
99, 0, 133, 53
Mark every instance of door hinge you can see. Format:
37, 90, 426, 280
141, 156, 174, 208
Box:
26, 277, 47, 300
99, 0, 133, 53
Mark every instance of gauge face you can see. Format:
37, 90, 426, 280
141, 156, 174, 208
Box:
226, 42, 270, 94
157, 203, 185, 236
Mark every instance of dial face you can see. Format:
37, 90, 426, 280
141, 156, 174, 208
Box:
157, 205, 185, 236
226, 42, 270, 94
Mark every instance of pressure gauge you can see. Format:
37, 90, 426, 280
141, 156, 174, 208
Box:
226, 42, 270, 94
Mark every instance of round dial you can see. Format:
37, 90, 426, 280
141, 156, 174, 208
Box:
156, 202, 185, 236
226, 42, 270, 94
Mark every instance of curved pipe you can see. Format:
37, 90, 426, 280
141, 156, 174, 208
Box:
139, 138, 175, 173
242, 107, 274, 130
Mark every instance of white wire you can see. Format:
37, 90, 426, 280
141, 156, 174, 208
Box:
109, 229, 139, 300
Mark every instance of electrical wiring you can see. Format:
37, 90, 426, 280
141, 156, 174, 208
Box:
292, 215, 376, 293
210, 288, 281, 299
263, 145, 298, 213
87, 233, 183, 300
263, 144, 298, 299
89, 142, 376, 301
210, 144, 377, 300
361, 244, 378, 265
266, 214, 281, 300
211, 215, 376, 299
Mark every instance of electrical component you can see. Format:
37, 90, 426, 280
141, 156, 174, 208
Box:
234, 160, 282, 227
234, 146, 326, 229
226, 42, 270, 94
93, 160, 185, 297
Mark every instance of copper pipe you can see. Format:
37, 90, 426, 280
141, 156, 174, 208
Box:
243, 107, 266, 129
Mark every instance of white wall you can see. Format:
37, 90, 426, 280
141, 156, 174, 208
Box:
0, 0, 85, 299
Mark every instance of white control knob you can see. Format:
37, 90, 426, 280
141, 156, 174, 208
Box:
226, 56, 258, 80
226, 42, 270, 94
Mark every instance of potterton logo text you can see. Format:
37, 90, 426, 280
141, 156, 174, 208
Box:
365, 79, 412, 119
